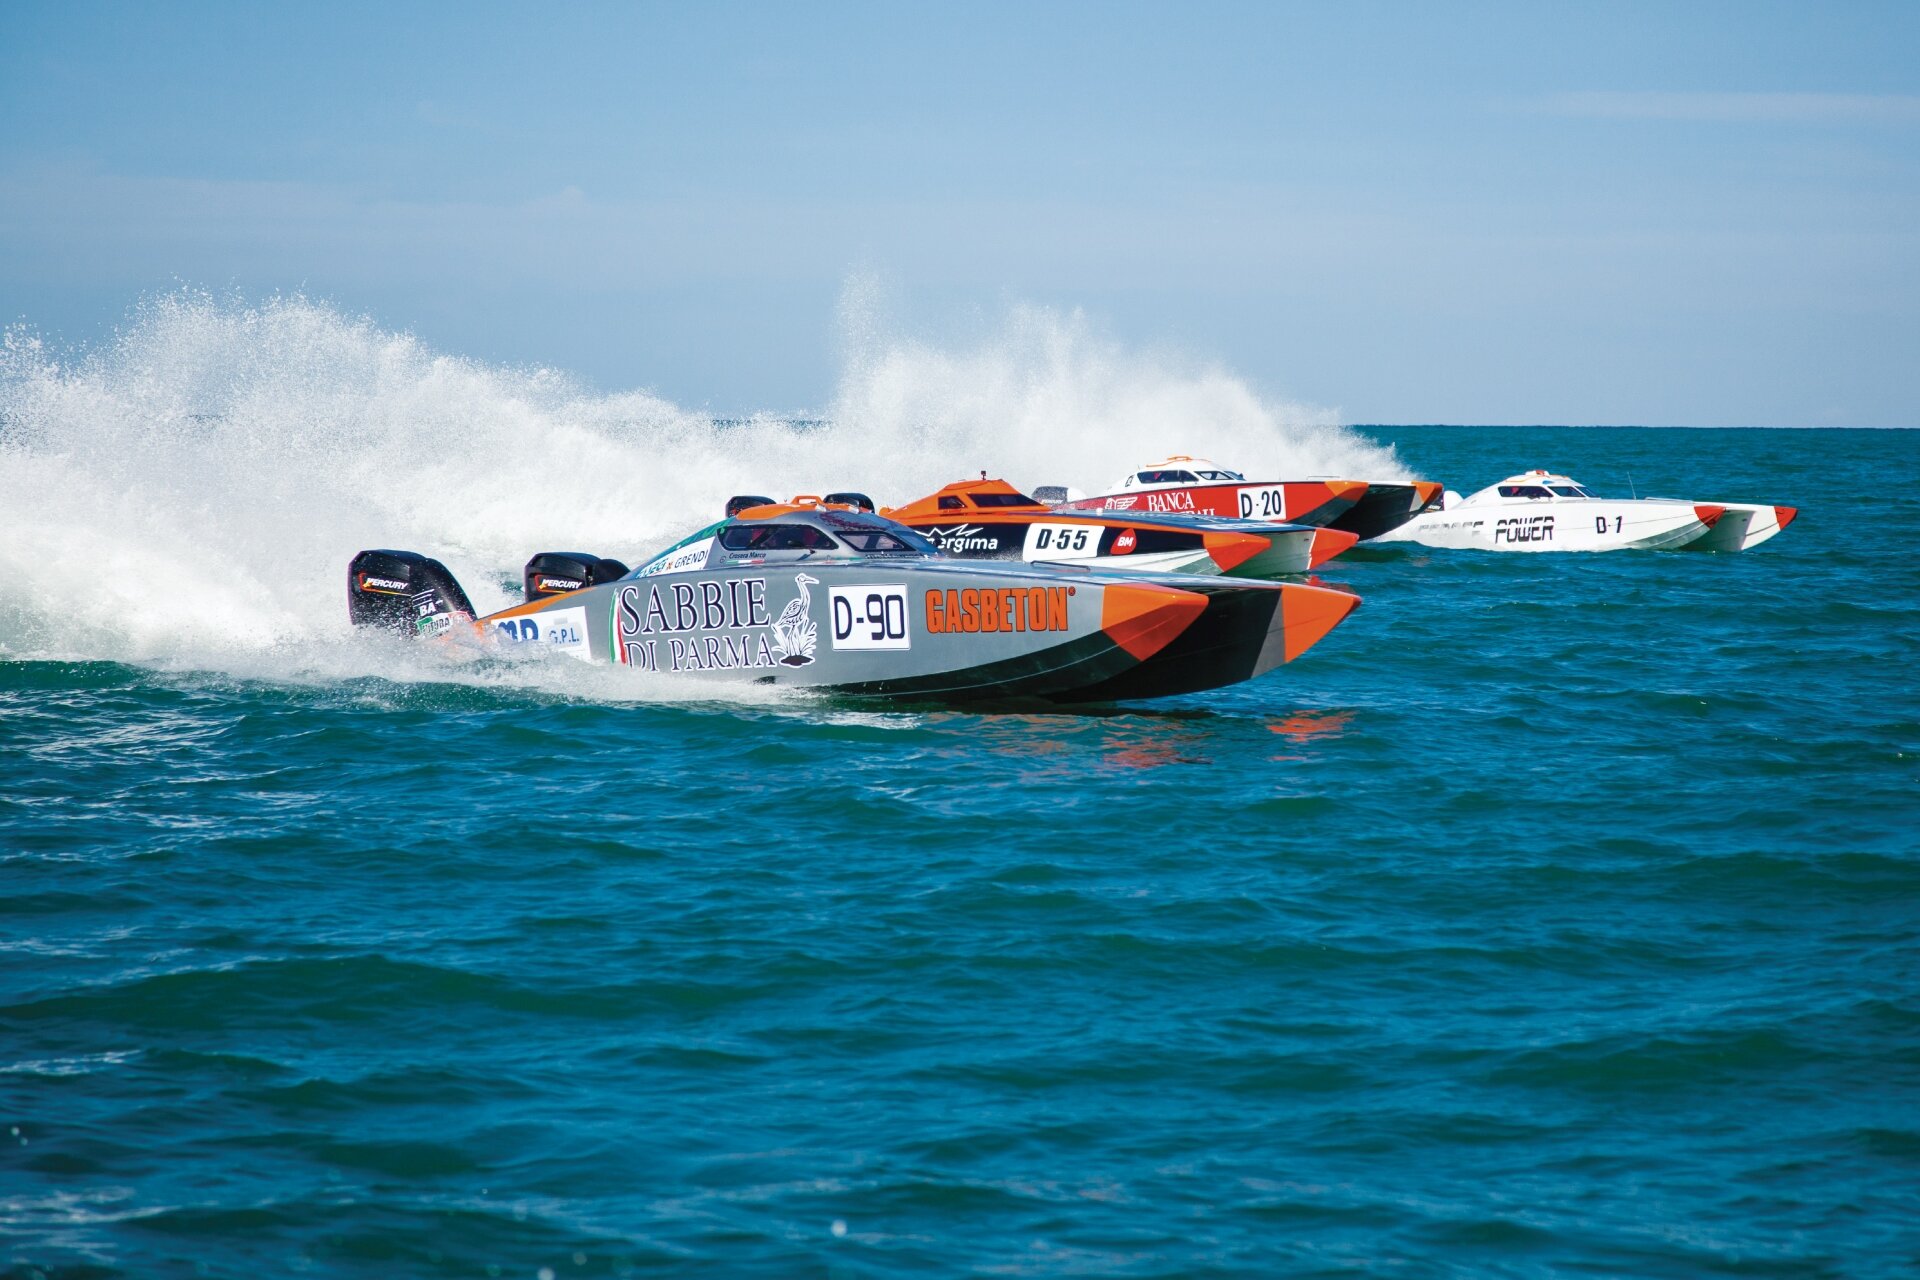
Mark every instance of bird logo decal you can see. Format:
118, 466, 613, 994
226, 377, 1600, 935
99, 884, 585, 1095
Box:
771, 573, 819, 666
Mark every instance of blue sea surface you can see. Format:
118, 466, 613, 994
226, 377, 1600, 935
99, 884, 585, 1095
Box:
3, 426, 1917, 1278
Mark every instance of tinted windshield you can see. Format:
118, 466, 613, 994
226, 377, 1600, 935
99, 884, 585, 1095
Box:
717, 524, 839, 551
1547, 486, 1586, 497
814, 510, 939, 555
1497, 485, 1553, 499
1198, 470, 1243, 481
969, 491, 1041, 507
838, 529, 930, 554
1139, 469, 1200, 484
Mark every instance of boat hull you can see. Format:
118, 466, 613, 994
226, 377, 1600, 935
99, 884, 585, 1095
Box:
1679, 503, 1799, 552
1055, 479, 1366, 527
1322, 481, 1445, 541
475, 560, 1356, 702
1378, 499, 1718, 552
1054, 578, 1360, 702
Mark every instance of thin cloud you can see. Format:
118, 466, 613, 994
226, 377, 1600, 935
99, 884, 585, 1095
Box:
1540, 91, 1920, 124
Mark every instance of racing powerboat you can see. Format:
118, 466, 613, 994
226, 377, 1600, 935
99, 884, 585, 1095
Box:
1045, 456, 1363, 526
1376, 470, 1799, 552
1046, 456, 1443, 540
347, 500, 1362, 702
878, 478, 1358, 577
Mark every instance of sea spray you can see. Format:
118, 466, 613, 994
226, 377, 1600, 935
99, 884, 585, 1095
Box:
0, 289, 1402, 675
829, 284, 1404, 495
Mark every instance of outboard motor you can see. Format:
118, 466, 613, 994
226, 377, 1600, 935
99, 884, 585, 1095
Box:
522, 552, 630, 602
1032, 485, 1086, 506
822, 491, 876, 513
725, 494, 777, 517
348, 549, 476, 637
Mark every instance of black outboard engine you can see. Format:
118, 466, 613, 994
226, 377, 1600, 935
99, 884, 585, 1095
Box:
1031, 485, 1071, 506
725, 494, 777, 517
522, 552, 630, 602
822, 491, 876, 513
348, 549, 476, 637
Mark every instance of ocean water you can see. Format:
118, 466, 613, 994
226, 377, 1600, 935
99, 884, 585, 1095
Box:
3, 300, 1919, 1277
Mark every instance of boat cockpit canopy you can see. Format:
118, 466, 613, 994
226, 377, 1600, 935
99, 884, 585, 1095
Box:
1117, 457, 1246, 488
718, 506, 938, 557
884, 478, 1048, 519
1473, 470, 1598, 501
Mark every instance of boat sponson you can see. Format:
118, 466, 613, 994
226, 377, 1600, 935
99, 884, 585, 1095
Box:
1291, 479, 1369, 527
1326, 483, 1435, 541
820, 626, 1156, 701
824, 583, 1207, 701
1051, 581, 1355, 702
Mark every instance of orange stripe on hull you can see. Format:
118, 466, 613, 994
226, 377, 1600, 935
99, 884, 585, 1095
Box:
1774, 505, 1799, 530
1099, 583, 1207, 661
1294, 479, 1368, 523
1204, 531, 1268, 572
1308, 528, 1361, 568
1280, 587, 1361, 663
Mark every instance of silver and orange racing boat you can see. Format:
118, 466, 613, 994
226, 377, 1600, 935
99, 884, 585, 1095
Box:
348, 499, 1361, 703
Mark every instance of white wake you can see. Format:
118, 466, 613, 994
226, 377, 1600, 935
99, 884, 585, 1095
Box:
0, 288, 1401, 685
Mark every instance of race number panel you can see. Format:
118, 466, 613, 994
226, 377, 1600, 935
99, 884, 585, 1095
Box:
1237, 486, 1292, 520
829, 585, 912, 650
1022, 523, 1100, 559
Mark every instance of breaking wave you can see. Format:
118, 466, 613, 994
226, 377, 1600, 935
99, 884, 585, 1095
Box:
0, 289, 1400, 678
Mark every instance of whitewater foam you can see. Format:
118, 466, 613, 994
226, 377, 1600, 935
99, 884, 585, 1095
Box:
0, 290, 1400, 688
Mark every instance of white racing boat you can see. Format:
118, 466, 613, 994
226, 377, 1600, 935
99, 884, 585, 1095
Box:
1378, 470, 1798, 553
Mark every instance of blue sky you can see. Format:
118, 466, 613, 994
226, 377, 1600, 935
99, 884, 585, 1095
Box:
2, 1, 1916, 425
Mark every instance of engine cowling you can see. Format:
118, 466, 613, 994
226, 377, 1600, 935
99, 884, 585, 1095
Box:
348, 549, 476, 637
522, 552, 630, 602
822, 491, 876, 513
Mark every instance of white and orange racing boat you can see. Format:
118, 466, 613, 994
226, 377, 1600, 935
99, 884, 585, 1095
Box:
1376, 471, 1798, 552
1043, 456, 1443, 540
